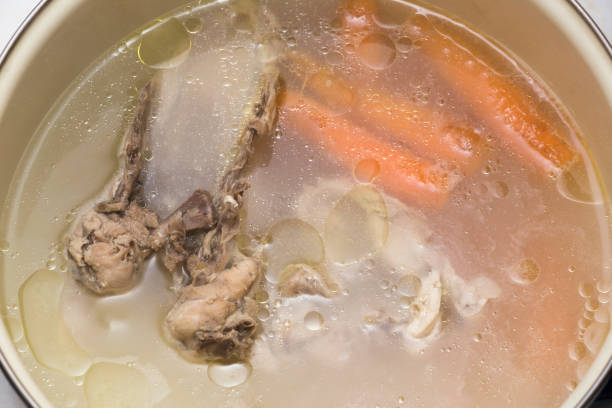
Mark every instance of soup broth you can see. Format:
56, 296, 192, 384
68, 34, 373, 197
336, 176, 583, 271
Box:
0, 0, 610, 407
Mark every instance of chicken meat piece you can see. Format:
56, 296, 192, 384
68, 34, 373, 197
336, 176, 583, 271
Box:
165, 69, 280, 361
66, 80, 159, 295
151, 189, 216, 275
165, 258, 259, 360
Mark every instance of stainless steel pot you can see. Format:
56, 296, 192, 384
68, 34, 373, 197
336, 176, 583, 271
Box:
0, 0, 611, 406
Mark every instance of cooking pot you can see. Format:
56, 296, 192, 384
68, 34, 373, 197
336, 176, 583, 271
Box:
0, 0, 611, 406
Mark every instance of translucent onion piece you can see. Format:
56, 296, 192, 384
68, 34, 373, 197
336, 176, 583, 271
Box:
264, 219, 325, 282
84, 362, 151, 408
325, 185, 388, 263
19, 270, 91, 376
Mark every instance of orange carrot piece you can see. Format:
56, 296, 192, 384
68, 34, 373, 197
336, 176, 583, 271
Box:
409, 17, 577, 177
337, 0, 576, 177
281, 91, 459, 208
286, 52, 484, 172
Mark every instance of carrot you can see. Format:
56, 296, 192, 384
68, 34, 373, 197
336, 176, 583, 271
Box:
280, 90, 459, 207
286, 52, 484, 172
337, 0, 576, 177
409, 18, 577, 177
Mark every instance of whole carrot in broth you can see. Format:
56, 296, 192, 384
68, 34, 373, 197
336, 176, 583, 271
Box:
285, 52, 484, 172
408, 17, 577, 177
338, 0, 576, 177
281, 91, 459, 207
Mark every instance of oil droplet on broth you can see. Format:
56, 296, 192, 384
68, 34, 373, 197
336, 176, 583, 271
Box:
509, 259, 540, 285
254, 290, 269, 303
354, 158, 381, 183
138, 18, 191, 69
357, 33, 397, 70
183, 17, 203, 34
304, 311, 324, 331
207, 361, 252, 388
84, 362, 151, 408
372, 0, 411, 28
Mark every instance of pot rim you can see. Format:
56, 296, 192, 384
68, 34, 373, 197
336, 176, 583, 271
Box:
0, 0, 611, 407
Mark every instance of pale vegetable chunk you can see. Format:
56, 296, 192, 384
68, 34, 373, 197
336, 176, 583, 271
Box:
403, 270, 442, 339
325, 185, 388, 263
84, 362, 151, 408
19, 270, 91, 376
264, 219, 325, 282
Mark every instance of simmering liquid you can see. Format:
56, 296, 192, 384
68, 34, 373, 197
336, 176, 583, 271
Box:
0, 0, 610, 407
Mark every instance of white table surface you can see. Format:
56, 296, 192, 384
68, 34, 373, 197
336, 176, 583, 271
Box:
0, 0, 611, 407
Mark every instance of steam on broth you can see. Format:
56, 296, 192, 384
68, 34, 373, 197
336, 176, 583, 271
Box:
0, 0, 610, 407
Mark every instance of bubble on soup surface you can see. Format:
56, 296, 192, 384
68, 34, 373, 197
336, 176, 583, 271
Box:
0, 240, 9, 252
208, 361, 252, 387
84, 362, 151, 408
138, 18, 191, 69
509, 259, 540, 285
257, 307, 271, 321
357, 33, 397, 70
263, 219, 325, 282
326, 50, 344, 65
598, 280, 612, 294
396, 37, 413, 53
585, 297, 600, 312
354, 158, 381, 183
325, 185, 388, 263
19, 269, 91, 376
579, 282, 595, 298
304, 311, 324, 331
568, 341, 587, 361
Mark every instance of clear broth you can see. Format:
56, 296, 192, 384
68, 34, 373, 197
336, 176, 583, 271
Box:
0, 0, 610, 407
